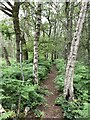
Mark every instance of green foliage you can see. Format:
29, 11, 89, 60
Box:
0, 60, 51, 119
74, 62, 89, 103
0, 82, 45, 118
54, 59, 65, 92
0, 79, 45, 111
38, 59, 52, 72
0, 60, 51, 81
0, 19, 14, 40
55, 59, 89, 119
34, 109, 44, 118
0, 111, 15, 120
55, 59, 66, 74
55, 96, 87, 119
54, 75, 64, 92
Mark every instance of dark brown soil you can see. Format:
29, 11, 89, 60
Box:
26, 66, 64, 120
39, 65, 63, 119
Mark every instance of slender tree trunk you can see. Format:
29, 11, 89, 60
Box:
0, 2, 28, 62
12, 2, 21, 62
87, 3, 90, 79
12, 2, 28, 62
47, 6, 52, 61
54, 51, 57, 60
56, 53, 58, 59
2, 46, 11, 66
17, 40, 25, 117
45, 53, 48, 60
64, 1, 73, 62
64, 1, 70, 61
51, 52, 54, 62
33, 3, 41, 84
42, 30, 48, 60
64, 2, 88, 100
21, 34, 28, 60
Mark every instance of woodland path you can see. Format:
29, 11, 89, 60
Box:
39, 65, 64, 119
26, 65, 64, 120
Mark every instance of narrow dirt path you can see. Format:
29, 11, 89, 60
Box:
39, 65, 63, 119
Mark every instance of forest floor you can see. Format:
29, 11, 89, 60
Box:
39, 65, 63, 119
26, 65, 63, 120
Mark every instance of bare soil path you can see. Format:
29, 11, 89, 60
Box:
26, 65, 64, 120
39, 65, 63, 119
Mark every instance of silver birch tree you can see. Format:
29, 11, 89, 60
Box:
64, 1, 88, 100
33, 3, 42, 84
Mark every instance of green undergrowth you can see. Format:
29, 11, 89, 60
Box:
54, 59, 89, 120
0, 59, 52, 120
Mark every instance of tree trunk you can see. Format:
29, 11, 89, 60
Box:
33, 3, 41, 84
51, 52, 54, 62
64, 2, 88, 100
0, 2, 28, 62
54, 51, 57, 60
12, 2, 21, 62
56, 53, 58, 59
21, 34, 28, 60
12, 2, 28, 62
87, 3, 90, 79
64, 2, 73, 62
45, 53, 48, 60
2, 46, 11, 66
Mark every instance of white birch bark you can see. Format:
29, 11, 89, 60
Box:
33, 3, 41, 84
64, 1, 88, 100
0, 104, 6, 114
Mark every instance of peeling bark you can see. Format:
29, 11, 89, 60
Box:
0, 104, 6, 114
33, 3, 42, 84
64, 1, 73, 62
64, 2, 88, 100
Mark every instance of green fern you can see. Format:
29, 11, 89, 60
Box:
0, 111, 15, 120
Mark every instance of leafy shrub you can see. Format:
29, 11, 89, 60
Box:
55, 59, 66, 74
0, 60, 51, 119
34, 109, 44, 118
55, 59, 89, 119
54, 74, 64, 92
0, 79, 46, 115
0, 111, 15, 120
0, 60, 51, 82
54, 59, 65, 92
38, 60, 52, 72
55, 96, 88, 120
